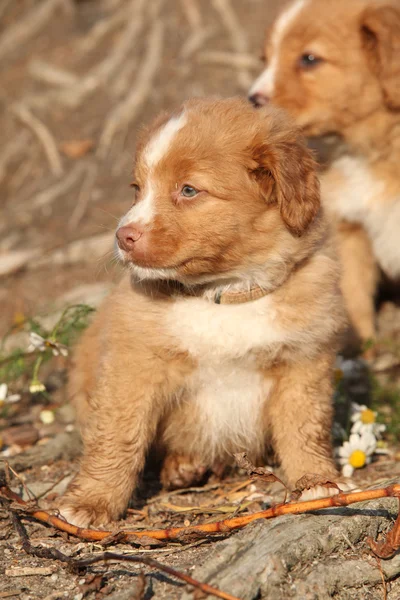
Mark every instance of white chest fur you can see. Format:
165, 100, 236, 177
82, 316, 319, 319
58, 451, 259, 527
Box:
165, 295, 280, 459
166, 294, 283, 359
323, 156, 400, 278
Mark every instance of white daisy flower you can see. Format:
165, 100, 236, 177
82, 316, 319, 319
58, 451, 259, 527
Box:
337, 432, 377, 478
27, 332, 47, 352
350, 403, 386, 438
49, 342, 68, 357
27, 332, 68, 357
29, 380, 46, 394
0, 383, 21, 406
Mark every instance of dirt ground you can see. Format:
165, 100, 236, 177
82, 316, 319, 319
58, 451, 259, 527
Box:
2, 1, 400, 599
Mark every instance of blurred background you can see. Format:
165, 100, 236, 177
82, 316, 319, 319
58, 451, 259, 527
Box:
0, 0, 279, 334
2, 4, 400, 598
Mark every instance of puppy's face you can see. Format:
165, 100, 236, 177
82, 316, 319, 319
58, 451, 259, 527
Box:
116, 98, 320, 285
249, 0, 400, 137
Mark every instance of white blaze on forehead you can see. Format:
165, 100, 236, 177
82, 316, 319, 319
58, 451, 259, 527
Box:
120, 113, 187, 228
119, 188, 155, 227
249, 0, 308, 97
144, 112, 188, 168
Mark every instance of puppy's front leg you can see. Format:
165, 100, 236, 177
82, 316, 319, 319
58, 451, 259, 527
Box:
59, 356, 166, 528
266, 353, 338, 489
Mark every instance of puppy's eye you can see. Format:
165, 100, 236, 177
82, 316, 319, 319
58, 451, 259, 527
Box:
130, 182, 140, 205
298, 53, 323, 69
181, 185, 198, 198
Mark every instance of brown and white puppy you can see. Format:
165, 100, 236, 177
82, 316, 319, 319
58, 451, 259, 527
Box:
249, 0, 400, 344
60, 97, 346, 527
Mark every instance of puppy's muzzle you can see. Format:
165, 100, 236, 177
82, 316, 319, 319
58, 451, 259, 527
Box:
116, 225, 143, 253
248, 93, 270, 108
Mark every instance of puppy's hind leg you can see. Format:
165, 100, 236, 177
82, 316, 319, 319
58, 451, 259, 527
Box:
160, 454, 208, 490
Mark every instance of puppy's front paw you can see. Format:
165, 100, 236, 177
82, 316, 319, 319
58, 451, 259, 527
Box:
55, 475, 126, 528
297, 479, 358, 502
161, 454, 207, 490
56, 495, 115, 528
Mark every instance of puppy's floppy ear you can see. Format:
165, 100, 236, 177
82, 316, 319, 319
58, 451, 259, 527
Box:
250, 128, 320, 236
361, 3, 400, 109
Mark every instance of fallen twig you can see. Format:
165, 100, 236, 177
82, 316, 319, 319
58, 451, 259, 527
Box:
29, 162, 87, 210
1, 473, 400, 550
211, 0, 251, 88
56, 0, 148, 109
197, 50, 260, 70
9, 511, 239, 600
12, 105, 63, 177
180, 0, 202, 29
0, 131, 31, 185
97, 7, 164, 158
28, 59, 79, 89
68, 163, 98, 230
0, 0, 64, 61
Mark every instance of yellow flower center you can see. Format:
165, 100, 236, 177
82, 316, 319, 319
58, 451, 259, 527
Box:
349, 449, 367, 469
361, 408, 376, 424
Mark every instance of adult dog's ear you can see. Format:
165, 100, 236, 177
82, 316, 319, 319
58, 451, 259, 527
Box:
361, 2, 400, 110
250, 123, 320, 236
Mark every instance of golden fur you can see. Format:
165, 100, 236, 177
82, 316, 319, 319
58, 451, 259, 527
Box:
250, 0, 400, 343
59, 98, 346, 527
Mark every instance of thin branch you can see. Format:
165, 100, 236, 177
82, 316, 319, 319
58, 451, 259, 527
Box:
197, 51, 260, 70
12, 105, 63, 177
56, 0, 148, 109
28, 59, 79, 88
211, 0, 251, 88
68, 163, 98, 230
2, 474, 400, 545
97, 13, 164, 158
75, 553, 240, 600
0, 0, 64, 61
10, 511, 239, 600
180, 0, 202, 29
30, 162, 87, 209
0, 131, 31, 185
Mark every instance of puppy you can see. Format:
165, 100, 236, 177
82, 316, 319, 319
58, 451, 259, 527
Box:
249, 0, 400, 344
60, 97, 346, 527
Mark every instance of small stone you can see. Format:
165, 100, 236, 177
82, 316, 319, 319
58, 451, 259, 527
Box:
1, 424, 39, 447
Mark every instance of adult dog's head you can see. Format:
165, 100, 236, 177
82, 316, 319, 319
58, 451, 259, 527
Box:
249, 0, 400, 138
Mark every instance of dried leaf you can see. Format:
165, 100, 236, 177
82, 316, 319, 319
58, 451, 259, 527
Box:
79, 573, 104, 598
60, 139, 94, 159
233, 453, 286, 488
291, 473, 340, 501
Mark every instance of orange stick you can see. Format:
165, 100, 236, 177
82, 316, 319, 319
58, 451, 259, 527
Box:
2, 482, 400, 542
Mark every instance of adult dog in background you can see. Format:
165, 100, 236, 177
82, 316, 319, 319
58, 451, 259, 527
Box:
59, 98, 346, 528
250, 0, 400, 346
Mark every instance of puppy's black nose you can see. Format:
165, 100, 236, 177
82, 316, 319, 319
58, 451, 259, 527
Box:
116, 225, 143, 252
249, 93, 270, 107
